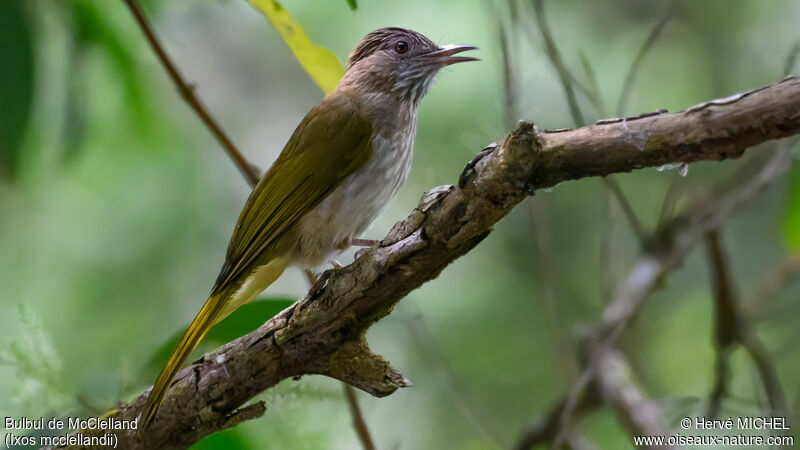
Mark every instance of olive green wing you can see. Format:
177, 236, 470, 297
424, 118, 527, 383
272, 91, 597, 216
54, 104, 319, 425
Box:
211, 91, 373, 294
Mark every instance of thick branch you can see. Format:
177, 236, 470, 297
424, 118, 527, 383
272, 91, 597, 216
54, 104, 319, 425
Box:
54, 76, 800, 449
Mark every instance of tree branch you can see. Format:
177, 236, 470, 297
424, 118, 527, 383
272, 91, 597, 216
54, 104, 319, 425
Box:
52, 76, 800, 449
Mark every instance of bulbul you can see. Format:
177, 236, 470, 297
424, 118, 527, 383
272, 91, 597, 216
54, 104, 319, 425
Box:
142, 27, 477, 426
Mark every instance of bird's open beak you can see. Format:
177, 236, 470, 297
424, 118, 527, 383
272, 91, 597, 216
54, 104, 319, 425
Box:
420, 44, 479, 65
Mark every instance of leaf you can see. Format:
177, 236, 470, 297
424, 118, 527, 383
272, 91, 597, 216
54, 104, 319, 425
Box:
345, 0, 357, 10
246, 0, 344, 94
191, 429, 252, 450
783, 165, 800, 251
144, 298, 294, 378
0, 0, 35, 179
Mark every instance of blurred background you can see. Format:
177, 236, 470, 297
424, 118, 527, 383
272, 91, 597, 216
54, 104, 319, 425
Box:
1, 0, 799, 448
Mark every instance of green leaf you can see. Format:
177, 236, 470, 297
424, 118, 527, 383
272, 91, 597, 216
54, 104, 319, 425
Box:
191, 429, 252, 450
345, 0, 357, 10
246, 0, 344, 94
783, 165, 800, 251
0, 0, 34, 179
144, 298, 295, 378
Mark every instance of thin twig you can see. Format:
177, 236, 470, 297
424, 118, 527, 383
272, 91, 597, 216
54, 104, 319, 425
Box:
744, 254, 800, 317
343, 384, 376, 450
616, 4, 674, 116
405, 314, 506, 449
655, 170, 686, 232
513, 390, 598, 450
577, 50, 607, 117
603, 177, 648, 242
496, 6, 517, 130
599, 192, 617, 304
526, 202, 578, 382
708, 346, 732, 418
552, 369, 595, 447
785, 40, 800, 77
703, 229, 789, 418
531, 0, 584, 127
122, 0, 261, 187
704, 230, 740, 417
593, 346, 677, 449
739, 329, 789, 418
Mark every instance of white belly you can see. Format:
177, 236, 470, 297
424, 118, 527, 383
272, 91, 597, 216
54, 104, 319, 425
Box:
294, 125, 415, 267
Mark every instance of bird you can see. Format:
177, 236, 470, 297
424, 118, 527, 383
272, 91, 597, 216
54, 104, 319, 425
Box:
142, 27, 477, 427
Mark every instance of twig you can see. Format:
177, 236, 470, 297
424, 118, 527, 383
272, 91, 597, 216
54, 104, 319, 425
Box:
601, 149, 790, 339
593, 346, 677, 449
496, 9, 518, 130
785, 40, 800, 77
552, 369, 596, 447
704, 230, 741, 417
406, 314, 506, 449
513, 389, 599, 450
703, 229, 789, 419
655, 169, 686, 232
122, 0, 261, 186
617, 4, 674, 116
599, 192, 617, 304
531, 0, 584, 127
603, 177, 648, 242
577, 50, 607, 117
343, 384, 376, 450
744, 254, 800, 317
526, 201, 578, 382
739, 330, 789, 418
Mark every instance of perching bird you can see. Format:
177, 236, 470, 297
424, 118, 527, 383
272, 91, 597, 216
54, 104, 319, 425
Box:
142, 27, 477, 426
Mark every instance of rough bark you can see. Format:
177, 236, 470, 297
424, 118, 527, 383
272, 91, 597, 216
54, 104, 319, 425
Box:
50, 76, 800, 449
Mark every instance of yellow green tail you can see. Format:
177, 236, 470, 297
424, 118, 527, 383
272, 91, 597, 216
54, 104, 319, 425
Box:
141, 291, 227, 428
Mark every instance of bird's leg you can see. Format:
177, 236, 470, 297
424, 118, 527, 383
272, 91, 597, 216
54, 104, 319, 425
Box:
334, 237, 376, 262
351, 238, 377, 247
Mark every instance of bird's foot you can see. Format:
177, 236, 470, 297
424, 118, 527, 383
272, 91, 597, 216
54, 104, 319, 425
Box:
351, 238, 377, 247
354, 247, 371, 260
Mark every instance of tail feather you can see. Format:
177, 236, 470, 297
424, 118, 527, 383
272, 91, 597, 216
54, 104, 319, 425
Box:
141, 291, 227, 428
141, 254, 291, 428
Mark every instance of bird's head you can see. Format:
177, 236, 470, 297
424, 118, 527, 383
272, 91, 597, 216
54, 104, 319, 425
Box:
339, 27, 477, 105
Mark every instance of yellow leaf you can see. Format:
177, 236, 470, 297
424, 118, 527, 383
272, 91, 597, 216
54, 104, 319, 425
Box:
247, 0, 344, 94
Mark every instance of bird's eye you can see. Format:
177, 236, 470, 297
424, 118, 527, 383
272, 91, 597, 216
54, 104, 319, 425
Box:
394, 41, 409, 54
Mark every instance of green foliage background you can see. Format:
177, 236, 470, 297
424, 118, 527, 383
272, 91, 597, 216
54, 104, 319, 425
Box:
0, 0, 799, 449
